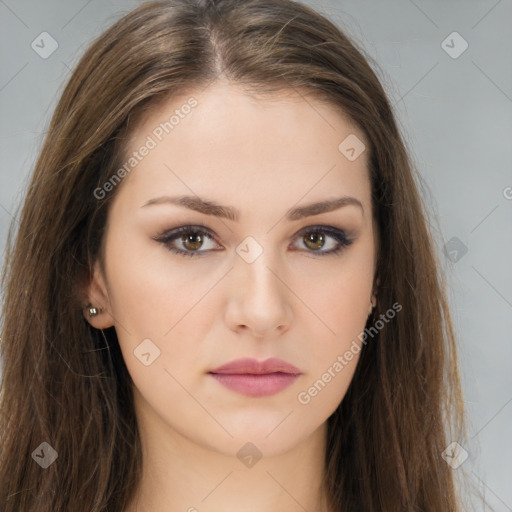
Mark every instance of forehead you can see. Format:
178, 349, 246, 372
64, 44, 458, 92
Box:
114, 82, 371, 213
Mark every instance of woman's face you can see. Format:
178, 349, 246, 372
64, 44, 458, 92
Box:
86, 81, 377, 457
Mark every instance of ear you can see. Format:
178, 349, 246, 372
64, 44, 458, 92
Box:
82, 259, 115, 329
371, 275, 380, 307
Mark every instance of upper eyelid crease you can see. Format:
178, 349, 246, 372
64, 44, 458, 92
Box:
155, 225, 352, 257
156, 224, 350, 241
141, 195, 364, 221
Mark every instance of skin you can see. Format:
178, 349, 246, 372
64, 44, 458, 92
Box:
84, 80, 378, 512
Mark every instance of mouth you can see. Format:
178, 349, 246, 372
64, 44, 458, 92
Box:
208, 357, 302, 397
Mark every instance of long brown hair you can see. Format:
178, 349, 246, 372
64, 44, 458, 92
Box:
1, 0, 468, 510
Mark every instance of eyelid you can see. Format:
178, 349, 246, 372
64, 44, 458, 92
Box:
291, 225, 353, 253
154, 223, 354, 257
154, 222, 213, 239
152, 223, 220, 258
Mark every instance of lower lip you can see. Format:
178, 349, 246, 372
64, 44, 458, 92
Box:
209, 372, 300, 397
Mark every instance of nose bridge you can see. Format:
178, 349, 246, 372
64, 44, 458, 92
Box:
228, 237, 292, 334
238, 243, 284, 304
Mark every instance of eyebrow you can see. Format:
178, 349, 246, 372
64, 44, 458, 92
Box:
141, 194, 364, 221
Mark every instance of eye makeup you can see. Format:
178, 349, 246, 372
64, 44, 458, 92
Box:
153, 223, 355, 258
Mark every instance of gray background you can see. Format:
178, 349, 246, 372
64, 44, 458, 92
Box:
1, 0, 511, 509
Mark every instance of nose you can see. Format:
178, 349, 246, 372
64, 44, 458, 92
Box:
224, 250, 293, 339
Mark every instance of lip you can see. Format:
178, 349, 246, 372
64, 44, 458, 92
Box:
209, 358, 301, 397
210, 357, 301, 375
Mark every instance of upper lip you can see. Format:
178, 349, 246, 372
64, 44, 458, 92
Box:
209, 357, 301, 375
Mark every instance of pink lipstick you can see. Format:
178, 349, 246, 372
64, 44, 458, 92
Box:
208, 357, 301, 397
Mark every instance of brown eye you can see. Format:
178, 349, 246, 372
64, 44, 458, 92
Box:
292, 226, 352, 256
181, 232, 204, 251
303, 232, 325, 251
155, 225, 221, 258
156, 224, 352, 258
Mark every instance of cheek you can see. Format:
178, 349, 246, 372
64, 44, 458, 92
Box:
103, 236, 221, 394
294, 247, 373, 405
296, 349, 360, 413
297, 248, 374, 340
104, 230, 217, 337
296, 280, 369, 412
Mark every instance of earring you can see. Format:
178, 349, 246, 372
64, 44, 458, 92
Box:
87, 305, 103, 317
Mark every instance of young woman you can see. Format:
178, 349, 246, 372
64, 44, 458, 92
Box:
0, 0, 468, 510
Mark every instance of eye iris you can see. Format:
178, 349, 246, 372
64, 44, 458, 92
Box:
182, 233, 203, 250
304, 232, 324, 250
174, 230, 336, 253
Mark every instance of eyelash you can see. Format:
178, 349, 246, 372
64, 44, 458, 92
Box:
154, 223, 353, 258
